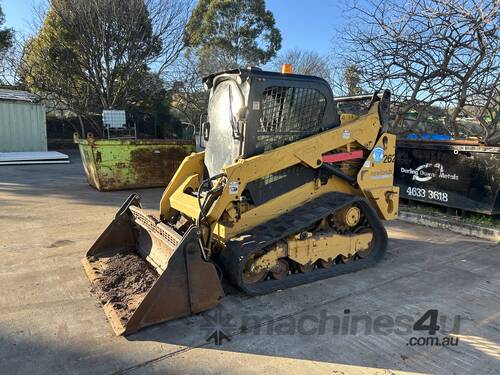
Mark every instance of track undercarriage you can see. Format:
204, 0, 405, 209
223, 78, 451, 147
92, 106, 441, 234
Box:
219, 192, 388, 295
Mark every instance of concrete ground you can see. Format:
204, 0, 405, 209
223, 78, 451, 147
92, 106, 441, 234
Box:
0, 151, 499, 375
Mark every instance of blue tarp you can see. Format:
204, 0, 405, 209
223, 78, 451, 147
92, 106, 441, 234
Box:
407, 133, 452, 141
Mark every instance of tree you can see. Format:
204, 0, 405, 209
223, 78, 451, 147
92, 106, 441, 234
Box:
164, 52, 209, 127
343, 64, 362, 96
271, 48, 332, 81
184, 0, 282, 71
0, 4, 14, 83
327, 63, 364, 97
20, 0, 189, 135
127, 72, 182, 138
338, 0, 499, 142
463, 76, 499, 142
0, 5, 12, 52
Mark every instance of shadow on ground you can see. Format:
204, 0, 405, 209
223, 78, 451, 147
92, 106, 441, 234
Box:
0, 150, 164, 209
118, 235, 500, 374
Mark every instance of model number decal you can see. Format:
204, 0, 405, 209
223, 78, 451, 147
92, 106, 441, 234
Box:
406, 186, 448, 202
383, 154, 395, 163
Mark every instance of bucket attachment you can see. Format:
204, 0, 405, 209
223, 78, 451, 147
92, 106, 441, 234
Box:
81, 194, 224, 336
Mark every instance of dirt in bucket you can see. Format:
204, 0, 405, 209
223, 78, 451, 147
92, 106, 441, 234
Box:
89, 250, 159, 322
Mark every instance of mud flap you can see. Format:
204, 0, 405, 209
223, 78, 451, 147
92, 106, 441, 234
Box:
81, 194, 224, 336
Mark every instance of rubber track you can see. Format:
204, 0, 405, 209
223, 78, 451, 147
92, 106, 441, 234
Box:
219, 192, 388, 295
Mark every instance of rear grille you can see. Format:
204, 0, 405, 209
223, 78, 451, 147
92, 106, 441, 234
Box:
257, 86, 326, 151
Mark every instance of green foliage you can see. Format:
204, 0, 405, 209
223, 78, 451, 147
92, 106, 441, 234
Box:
22, 7, 84, 105
184, 0, 281, 70
21, 0, 167, 135
0, 5, 13, 53
128, 80, 183, 138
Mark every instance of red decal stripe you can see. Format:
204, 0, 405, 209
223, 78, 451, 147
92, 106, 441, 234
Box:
322, 150, 364, 163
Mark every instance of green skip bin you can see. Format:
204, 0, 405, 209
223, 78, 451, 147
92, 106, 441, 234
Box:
74, 133, 195, 191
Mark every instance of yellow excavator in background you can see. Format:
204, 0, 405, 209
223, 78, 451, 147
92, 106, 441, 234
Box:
82, 67, 399, 335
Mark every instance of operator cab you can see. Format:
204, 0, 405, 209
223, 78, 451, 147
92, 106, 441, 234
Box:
201, 67, 340, 178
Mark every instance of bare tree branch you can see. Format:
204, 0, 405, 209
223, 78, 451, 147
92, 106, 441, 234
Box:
336, 0, 499, 142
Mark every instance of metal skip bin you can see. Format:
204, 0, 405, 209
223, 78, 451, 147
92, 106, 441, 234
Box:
395, 139, 500, 215
74, 134, 195, 191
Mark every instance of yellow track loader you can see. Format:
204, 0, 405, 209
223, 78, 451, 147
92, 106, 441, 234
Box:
82, 67, 399, 335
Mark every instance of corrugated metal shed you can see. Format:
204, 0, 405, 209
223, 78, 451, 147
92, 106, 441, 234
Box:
0, 89, 47, 152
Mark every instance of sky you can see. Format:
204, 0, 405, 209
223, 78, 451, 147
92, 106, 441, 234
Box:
1, 0, 348, 57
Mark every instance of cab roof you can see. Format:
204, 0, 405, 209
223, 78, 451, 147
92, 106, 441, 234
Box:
202, 67, 329, 90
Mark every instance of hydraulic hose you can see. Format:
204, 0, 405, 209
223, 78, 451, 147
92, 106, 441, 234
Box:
197, 173, 226, 249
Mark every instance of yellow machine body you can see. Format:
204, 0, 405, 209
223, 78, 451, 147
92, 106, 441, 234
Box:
81, 68, 399, 336
160, 101, 399, 240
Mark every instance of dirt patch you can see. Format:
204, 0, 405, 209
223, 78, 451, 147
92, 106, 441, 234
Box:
89, 250, 159, 322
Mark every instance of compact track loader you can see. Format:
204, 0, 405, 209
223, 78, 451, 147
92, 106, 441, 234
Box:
82, 67, 399, 335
